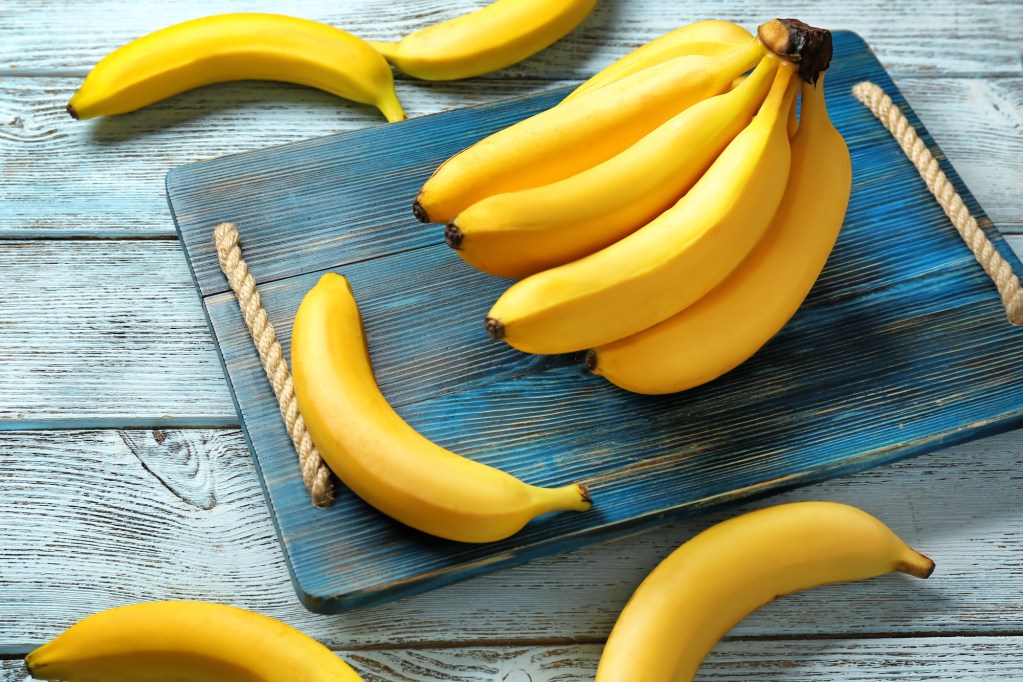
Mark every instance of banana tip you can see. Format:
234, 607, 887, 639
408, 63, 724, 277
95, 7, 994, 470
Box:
444, 223, 463, 249
412, 199, 430, 223
578, 484, 592, 505
484, 317, 505, 340
900, 554, 936, 580
584, 349, 598, 372
66, 103, 79, 120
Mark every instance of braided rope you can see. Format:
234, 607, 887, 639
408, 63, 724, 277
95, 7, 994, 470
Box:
213, 222, 333, 507
852, 81, 1023, 325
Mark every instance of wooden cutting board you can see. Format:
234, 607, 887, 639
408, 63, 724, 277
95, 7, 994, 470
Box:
167, 31, 1023, 614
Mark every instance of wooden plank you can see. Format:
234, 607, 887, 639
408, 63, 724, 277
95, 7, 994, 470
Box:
3, 428, 1023, 649
170, 31, 1023, 611
3, 0, 1021, 78
1, 75, 1020, 239
2, 233, 1022, 426
0, 77, 568, 238
6, 637, 1023, 680
0, 240, 233, 427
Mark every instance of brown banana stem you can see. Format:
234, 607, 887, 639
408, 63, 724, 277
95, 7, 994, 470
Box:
757, 18, 833, 83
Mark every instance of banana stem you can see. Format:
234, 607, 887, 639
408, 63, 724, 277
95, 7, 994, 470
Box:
757, 18, 833, 83
898, 550, 936, 579
368, 40, 400, 61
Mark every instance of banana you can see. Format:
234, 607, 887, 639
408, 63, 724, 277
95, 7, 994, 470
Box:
485, 63, 799, 354
563, 19, 754, 102
25, 600, 363, 681
291, 273, 591, 543
447, 54, 781, 279
67, 13, 405, 122
370, 0, 597, 81
595, 501, 935, 682
588, 77, 850, 393
414, 39, 765, 225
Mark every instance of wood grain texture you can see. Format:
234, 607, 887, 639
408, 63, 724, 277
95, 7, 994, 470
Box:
0, 240, 232, 427
3, 0, 1023, 674
170, 32, 1023, 611
3, 428, 1023, 652
1, 234, 1023, 426
2, 76, 1020, 239
3, 0, 1022, 78
8, 638, 1023, 680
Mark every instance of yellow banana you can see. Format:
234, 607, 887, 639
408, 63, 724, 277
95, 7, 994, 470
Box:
563, 19, 754, 102
414, 39, 765, 224
485, 64, 799, 354
589, 77, 851, 394
291, 274, 591, 543
595, 501, 934, 682
370, 0, 597, 81
25, 601, 363, 681
68, 13, 405, 122
447, 54, 780, 279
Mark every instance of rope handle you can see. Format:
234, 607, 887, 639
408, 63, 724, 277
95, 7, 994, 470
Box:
213, 222, 333, 508
852, 81, 1023, 325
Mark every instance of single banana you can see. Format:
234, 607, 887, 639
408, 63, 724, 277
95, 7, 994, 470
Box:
447, 54, 780, 279
589, 77, 851, 394
563, 19, 754, 102
414, 39, 765, 225
67, 13, 405, 122
25, 601, 363, 681
485, 64, 799, 354
595, 501, 934, 682
370, 0, 597, 81
291, 273, 591, 543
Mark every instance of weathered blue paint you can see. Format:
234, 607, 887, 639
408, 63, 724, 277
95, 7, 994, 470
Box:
168, 32, 1023, 613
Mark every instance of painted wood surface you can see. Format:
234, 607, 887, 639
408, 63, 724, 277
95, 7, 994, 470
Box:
5, 0, 1022, 78
3, 76, 1021, 240
4, 0, 1023, 677
168, 31, 1023, 611
2, 429, 1023, 650
6, 637, 1023, 680
2, 233, 1023, 427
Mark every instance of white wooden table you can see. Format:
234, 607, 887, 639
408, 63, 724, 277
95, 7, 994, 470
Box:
2, 2, 1023, 679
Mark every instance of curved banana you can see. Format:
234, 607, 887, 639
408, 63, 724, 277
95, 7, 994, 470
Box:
68, 13, 405, 122
25, 601, 363, 681
588, 77, 851, 393
414, 39, 764, 224
595, 501, 934, 682
291, 274, 591, 543
447, 55, 780, 279
370, 0, 597, 81
563, 19, 754, 102
485, 63, 798, 354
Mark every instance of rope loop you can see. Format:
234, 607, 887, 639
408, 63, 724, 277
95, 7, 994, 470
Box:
852, 81, 1023, 325
214, 222, 334, 507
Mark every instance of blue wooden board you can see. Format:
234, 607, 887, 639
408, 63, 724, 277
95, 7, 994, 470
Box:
167, 32, 1023, 614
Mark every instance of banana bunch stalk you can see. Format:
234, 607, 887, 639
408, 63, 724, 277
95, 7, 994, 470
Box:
420, 18, 849, 394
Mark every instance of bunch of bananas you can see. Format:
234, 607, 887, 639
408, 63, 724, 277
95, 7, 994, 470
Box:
66, 0, 597, 121
419, 18, 851, 395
